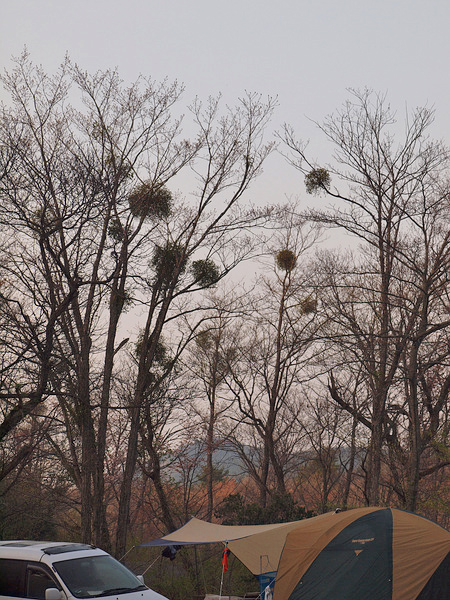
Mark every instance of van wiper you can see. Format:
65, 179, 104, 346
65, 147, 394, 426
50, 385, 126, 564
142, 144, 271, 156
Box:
97, 586, 146, 597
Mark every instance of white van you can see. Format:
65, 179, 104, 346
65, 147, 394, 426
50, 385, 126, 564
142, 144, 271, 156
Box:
0, 541, 168, 600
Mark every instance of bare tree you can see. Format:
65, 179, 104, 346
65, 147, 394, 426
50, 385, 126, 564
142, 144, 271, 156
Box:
115, 92, 276, 556
283, 89, 450, 507
226, 215, 322, 505
0, 52, 276, 554
180, 299, 241, 521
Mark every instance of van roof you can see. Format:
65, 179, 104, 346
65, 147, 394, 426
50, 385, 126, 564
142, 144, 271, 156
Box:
0, 541, 104, 561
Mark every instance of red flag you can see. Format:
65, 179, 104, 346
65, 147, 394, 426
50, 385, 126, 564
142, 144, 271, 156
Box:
222, 546, 231, 572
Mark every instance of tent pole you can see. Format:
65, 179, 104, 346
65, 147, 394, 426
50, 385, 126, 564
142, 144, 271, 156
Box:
219, 562, 225, 600
219, 541, 228, 600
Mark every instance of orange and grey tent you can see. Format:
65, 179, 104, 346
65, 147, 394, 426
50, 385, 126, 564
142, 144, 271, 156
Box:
273, 507, 449, 600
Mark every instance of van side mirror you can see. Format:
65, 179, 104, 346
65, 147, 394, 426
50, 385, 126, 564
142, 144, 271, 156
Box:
45, 588, 62, 600
137, 575, 145, 585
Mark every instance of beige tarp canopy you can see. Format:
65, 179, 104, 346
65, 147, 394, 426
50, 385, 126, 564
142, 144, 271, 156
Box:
140, 517, 304, 575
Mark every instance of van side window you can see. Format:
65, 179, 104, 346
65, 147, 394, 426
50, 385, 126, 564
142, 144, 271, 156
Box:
0, 559, 25, 597
26, 566, 58, 600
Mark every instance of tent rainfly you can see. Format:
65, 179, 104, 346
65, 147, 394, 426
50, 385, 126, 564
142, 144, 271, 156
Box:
141, 507, 450, 600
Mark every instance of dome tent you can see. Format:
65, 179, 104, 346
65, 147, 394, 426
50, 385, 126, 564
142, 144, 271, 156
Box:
273, 507, 449, 600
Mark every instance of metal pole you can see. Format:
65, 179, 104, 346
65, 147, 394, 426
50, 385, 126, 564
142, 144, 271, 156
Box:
219, 542, 229, 600
219, 563, 225, 600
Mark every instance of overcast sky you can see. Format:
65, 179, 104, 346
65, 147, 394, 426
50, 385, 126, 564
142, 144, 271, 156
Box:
2, 0, 450, 207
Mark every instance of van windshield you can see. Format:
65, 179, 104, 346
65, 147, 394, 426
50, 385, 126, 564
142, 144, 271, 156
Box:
53, 555, 147, 598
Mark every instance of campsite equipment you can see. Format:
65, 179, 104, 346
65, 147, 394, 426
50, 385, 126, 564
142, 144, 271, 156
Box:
142, 507, 450, 600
